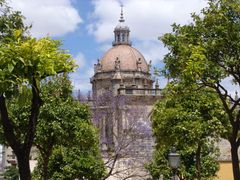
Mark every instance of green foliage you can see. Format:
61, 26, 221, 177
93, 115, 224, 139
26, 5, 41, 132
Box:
147, 143, 219, 180
0, 0, 28, 43
32, 75, 106, 179
158, 0, 240, 178
0, 1, 75, 94
36, 76, 90, 148
0, 2, 77, 179
148, 85, 227, 179
0, 35, 76, 146
0, 1, 76, 94
153, 85, 228, 144
0, 34, 75, 94
161, 0, 240, 86
146, 148, 170, 180
3, 166, 19, 180
48, 138, 105, 180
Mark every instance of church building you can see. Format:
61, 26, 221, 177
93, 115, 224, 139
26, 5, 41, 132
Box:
90, 8, 161, 179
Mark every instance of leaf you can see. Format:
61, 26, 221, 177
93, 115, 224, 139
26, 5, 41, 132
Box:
13, 29, 22, 38
8, 63, 14, 73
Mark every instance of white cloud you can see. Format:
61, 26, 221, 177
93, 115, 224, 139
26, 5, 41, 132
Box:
70, 51, 95, 92
70, 67, 94, 92
134, 40, 168, 65
98, 43, 112, 55
74, 52, 86, 69
220, 76, 239, 96
10, 0, 82, 37
88, 0, 208, 73
88, 0, 207, 42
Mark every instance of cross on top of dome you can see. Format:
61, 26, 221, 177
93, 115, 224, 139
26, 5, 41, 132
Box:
119, 4, 125, 23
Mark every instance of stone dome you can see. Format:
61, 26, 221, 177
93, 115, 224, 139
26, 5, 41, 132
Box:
100, 45, 149, 72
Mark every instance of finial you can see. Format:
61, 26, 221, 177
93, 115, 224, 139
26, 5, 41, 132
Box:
155, 78, 159, 89
119, 4, 125, 23
235, 91, 238, 100
148, 60, 152, 72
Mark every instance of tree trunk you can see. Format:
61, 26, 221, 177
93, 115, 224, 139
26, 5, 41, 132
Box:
230, 140, 240, 180
42, 154, 50, 180
16, 150, 31, 180
0, 78, 42, 180
196, 144, 201, 180
36, 143, 54, 180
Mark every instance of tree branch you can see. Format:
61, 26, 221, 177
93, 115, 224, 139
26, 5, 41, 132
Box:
103, 153, 119, 180
24, 77, 42, 152
0, 94, 19, 151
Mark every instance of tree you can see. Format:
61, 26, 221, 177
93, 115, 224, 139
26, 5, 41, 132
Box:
91, 91, 152, 179
148, 85, 227, 179
160, 0, 240, 179
0, 2, 75, 178
46, 128, 105, 179
34, 120, 105, 180
32, 75, 105, 180
0, 0, 28, 43
33, 75, 73, 180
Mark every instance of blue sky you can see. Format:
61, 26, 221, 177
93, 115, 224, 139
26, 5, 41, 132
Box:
10, 0, 209, 93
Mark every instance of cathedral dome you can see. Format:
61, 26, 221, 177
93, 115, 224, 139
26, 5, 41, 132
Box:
93, 7, 150, 74
100, 44, 149, 72
91, 6, 157, 98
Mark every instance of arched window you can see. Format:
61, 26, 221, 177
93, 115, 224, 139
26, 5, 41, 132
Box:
122, 33, 125, 42
117, 34, 120, 42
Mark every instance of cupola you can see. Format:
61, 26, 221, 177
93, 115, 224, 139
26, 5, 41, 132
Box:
112, 5, 131, 46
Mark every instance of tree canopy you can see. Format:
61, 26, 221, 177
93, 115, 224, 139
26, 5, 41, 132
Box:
0, 2, 76, 179
160, 0, 240, 179
148, 86, 227, 179
32, 75, 105, 180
